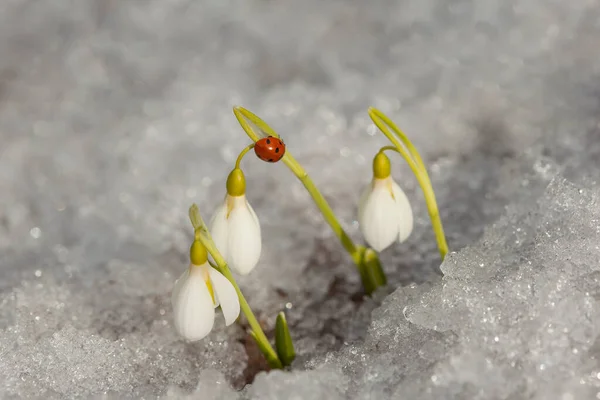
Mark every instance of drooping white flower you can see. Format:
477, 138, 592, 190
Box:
171, 261, 240, 341
358, 152, 413, 252
209, 168, 262, 275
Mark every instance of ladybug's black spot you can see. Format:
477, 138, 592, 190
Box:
275, 147, 280, 153
266, 138, 271, 144
268, 158, 274, 162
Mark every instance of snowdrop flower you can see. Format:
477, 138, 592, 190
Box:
358, 152, 413, 252
171, 240, 240, 341
209, 168, 261, 275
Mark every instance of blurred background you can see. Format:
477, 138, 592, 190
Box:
1, 0, 600, 398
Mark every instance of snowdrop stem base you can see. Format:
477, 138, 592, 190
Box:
189, 204, 283, 369
369, 108, 449, 260
358, 248, 387, 294
232, 106, 368, 270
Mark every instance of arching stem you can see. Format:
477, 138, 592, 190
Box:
369, 108, 448, 260
235, 143, 256, 169
233, 106, 362, 266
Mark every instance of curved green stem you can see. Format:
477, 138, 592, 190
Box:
284, 152, 362, 265
378, 145, 399, 155
189, 204, 283, 369
235, 143, 256, 169
232, 106, 363, 266
368, 108, 448, 260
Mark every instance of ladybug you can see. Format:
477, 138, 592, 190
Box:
254, 136, 286, 163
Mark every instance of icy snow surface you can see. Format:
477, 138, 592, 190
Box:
2, 0, 600, 399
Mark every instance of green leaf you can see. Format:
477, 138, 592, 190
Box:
275, 312, 296, 366
249, 330, 283, 369
234, 106, 281, 140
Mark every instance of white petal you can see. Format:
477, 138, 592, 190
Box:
358, 178, 401, 252
390, 179, 414, 243
226, 196, 262, 275
209, 197, 230, 262
171, 267, 190, 308
246, 198, 261, 229
208, 267, 241, 326
171, 264, 215, 341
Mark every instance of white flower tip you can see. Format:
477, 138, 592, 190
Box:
358, 177, 401, 252
369, 239, 391, 253
211, 194, 262, 275
171, 262, 241, 341
171, 264, 215, 341
358, 176, 413, 252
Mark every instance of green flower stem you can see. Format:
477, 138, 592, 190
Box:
188, 204, 283, 369
232, 106, 362, 266
368, 108, 448, 260
289, 154, 362, 265
235, 143, 256, 169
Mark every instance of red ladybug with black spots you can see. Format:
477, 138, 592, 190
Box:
254, 136, 286, 163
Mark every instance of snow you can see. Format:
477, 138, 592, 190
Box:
1, 0, 600, 398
